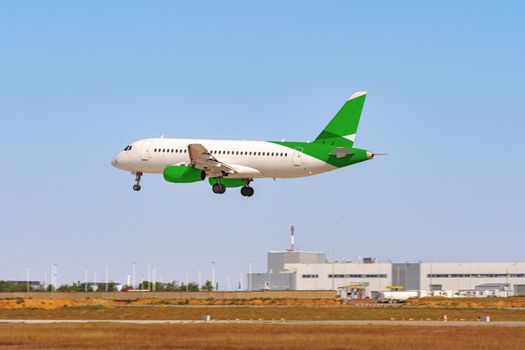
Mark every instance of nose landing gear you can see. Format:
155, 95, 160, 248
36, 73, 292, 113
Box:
132, 172, 142, 191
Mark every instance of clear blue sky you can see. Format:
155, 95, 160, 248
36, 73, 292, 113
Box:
1, 1, 524, 287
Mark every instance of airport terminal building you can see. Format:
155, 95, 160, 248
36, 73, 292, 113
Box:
248, 250, 525, 298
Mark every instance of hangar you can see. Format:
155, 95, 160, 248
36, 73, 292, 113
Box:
248, 249, 525, 298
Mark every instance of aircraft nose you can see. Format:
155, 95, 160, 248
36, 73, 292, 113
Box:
366, 151, 374, 159
111, 151, 128, 168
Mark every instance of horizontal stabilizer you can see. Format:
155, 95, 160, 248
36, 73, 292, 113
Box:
330, 147, 353, 158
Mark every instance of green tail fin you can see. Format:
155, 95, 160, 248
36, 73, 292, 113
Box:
314, 91, 367, 147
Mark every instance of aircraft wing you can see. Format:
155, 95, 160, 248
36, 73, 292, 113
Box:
187, 144, 237, 177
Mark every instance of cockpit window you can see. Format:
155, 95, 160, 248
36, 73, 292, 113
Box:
123, 145, 133, 151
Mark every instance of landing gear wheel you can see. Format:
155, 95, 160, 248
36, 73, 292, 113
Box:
240, 186, 254, 197
212, 183, 226, 194
132, 172, 142, 192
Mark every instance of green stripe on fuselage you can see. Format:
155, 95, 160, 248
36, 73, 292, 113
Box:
270, 141, 369, 168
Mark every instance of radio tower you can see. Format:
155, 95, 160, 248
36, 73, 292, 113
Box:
290, 225, 295, 251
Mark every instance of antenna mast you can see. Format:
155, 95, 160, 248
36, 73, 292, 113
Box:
290, 225, 295, 251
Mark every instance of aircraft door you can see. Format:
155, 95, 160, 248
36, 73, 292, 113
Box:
293, 147, 303, 166
141, 141, 152, 161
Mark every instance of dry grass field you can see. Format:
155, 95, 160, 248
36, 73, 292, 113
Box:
0, 323, 524, 350
406, 296, 525, 308
0, 304, 524, 321
1, 298, 525, 349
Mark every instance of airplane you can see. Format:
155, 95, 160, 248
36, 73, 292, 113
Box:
111, 91, 380, 196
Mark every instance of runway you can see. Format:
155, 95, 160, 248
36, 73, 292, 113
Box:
1, 319, 525, 327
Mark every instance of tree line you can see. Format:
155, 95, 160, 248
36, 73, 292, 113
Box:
0, 280, 214, 292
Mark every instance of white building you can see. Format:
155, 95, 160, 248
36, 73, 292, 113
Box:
248, 250, 525, 298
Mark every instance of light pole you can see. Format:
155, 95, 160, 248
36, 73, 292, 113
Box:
105, 266, 109, 292
152, 268, 156, 292
248, 261, 252, 291
147, 262, 151, 291
54, 264, 58, 291
211, 261, 215, 290
51, 263, 55, 291
84, 267, 88, 292
26, 265, 30, 292
132, 262, 136, 290
239, 270, 243, 291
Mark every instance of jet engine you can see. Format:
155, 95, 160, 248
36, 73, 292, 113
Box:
163, 165, 206, 183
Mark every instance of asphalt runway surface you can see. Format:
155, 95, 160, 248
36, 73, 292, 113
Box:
1, 320, 524, 327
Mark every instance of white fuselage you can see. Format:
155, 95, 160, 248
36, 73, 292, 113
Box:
112, 138, 336, 179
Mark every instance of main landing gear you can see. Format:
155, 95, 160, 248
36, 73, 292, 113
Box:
211, 179, 255, 197
212, 183, 226, 194
132, 172, 142, 191
240, 179, 254, 197
240, 186, 254, 197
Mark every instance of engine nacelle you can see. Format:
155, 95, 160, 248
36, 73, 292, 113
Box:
163, 166, 205, 183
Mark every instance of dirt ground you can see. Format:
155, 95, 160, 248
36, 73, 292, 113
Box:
2, 296, 525, 310
0, 323, 524, 350
406, 297, 525, 308
0, 297, 345, 309
0, 305, 524, 321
